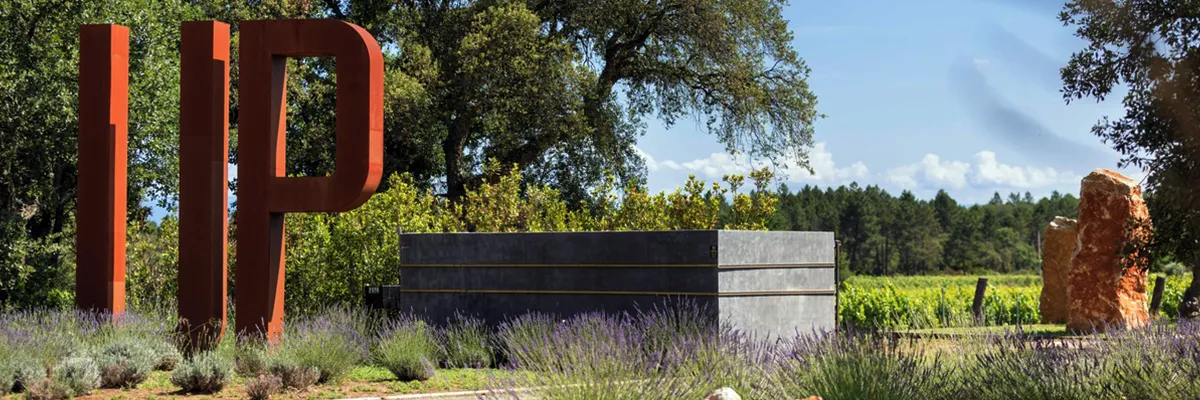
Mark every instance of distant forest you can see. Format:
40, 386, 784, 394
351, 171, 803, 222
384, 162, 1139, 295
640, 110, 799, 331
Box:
756, 183, 1082, 277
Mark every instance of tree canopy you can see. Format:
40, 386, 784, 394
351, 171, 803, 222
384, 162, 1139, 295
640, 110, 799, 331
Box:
1058, 0, 1200, 314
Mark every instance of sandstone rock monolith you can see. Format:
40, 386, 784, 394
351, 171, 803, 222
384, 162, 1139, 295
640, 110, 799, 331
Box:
1066, 168, 1153, 333
1040, 216, 1077, 324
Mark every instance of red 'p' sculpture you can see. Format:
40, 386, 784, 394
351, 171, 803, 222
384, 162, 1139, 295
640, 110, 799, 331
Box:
235, 19, 384, 340
74, 19, 384, 344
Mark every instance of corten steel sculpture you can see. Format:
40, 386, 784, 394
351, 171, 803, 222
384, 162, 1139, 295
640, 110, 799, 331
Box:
177, 21, 231, 347
76, 24, 129, 315
74, 19, 384, 343
235, 19, 384, 340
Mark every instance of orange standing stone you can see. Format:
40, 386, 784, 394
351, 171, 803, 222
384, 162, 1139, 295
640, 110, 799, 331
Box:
1066, 169, 1152, 333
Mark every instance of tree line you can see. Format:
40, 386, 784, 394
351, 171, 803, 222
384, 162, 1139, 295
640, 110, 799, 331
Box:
763, 184, 1082, 277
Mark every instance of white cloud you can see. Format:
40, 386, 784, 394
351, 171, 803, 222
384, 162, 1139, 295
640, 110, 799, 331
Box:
636, 142, 869, 185
632, 147, 659, 172
973, 57, 990, 68
971, 151, 1079, 188
886, 150, 1080, 190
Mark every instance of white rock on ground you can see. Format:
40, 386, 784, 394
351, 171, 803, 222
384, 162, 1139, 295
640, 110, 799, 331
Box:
703, 387, 741, 400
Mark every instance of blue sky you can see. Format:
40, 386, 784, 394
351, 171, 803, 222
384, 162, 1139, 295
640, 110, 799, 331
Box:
633, 0, 1142, 204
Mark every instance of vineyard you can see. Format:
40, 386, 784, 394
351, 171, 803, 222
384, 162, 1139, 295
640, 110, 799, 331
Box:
837, 274, 1191, 330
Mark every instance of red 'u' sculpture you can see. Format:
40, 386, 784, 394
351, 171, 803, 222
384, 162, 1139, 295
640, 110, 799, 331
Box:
75, 19, 384, 345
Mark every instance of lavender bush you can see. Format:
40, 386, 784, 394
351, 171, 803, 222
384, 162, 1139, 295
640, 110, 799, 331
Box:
274, 305, 372, 384
170, 351, 234, 393
373, 316, 438, 381
437, 312, 495, 368
767, 331, 959, 400
51, 355, 100, 396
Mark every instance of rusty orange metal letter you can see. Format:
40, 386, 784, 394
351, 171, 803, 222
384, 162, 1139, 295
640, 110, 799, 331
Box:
178, 21, 231, 348
76, 24, 129, 315
236, 19, 384, 340
75, 19, 384, 342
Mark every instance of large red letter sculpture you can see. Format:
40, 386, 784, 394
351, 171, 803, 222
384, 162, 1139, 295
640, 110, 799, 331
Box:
74, 19, 383, 342
178, 21, 231, 348
76, 24, 129, 315
236, 19, 384, 339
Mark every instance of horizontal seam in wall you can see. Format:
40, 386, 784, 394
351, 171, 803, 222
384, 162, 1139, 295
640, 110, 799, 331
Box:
400, 263, 716, 268
399, 263, 836, 268
392, 289, 837, 296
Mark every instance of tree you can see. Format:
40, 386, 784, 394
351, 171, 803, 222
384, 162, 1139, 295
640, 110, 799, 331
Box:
301, 0, 823, 204
1058, 0, 1200, 317
0, 0, 209, 309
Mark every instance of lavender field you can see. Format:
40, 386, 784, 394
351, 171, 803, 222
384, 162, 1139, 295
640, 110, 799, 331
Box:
1, 301, 1199, 399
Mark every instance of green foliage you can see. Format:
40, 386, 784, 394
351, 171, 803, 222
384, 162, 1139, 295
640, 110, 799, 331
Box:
50, 356, 99, 397
10, 357, 46, 393
273, 306, 372, 384
267, 356, 319, 391
436, 314, 495, 369
22, 377, 70, 400
169, 351, 233, 394
95, 337, 157, 388
233, 340, 270, 379
373, 319, 439, 381
0, 359, 14, 395
244, 373, 282, 400
840, 274, 1189, 330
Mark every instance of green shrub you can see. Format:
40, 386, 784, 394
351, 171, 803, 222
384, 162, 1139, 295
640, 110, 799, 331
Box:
496, 312, 558, 369
437, 313, 494, 368
22, 377, 70, 400
245, 373, 282, 400
373, 319, 438, 381
0, 359, 14, 395
170, 351, 233, 394
96, 338, 156, 388
268, 356, 319, 391
151, 340, 182, 371
234, 342, 270, 378
51, 356, 100, 397
274, 307, 370, 384
11, 357, 46, 393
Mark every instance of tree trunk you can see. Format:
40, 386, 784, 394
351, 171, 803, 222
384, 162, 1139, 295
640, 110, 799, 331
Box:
1181, 265, 1200, 320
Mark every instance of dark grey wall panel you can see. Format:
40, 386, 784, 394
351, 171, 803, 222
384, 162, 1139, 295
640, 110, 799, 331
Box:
401, 266, 716, 293
398, 292, 719, 327
716, 231, 835, 266
400, 231, 719, 265
393, 230, 837, 339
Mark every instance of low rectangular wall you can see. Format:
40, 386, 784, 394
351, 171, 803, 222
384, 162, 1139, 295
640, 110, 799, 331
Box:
386, 230, 836, 339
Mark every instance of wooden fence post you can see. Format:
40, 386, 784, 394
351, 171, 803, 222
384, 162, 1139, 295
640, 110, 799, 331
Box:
972, 277, 988, 326
1149, 275, 1167, 318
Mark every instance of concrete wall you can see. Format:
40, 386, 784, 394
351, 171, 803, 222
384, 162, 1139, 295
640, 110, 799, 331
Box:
394, 230, 837, 337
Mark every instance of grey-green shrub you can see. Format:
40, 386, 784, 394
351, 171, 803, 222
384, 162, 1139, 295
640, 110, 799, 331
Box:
268, 356, 319, 391
152, 340, 182, 371
274, 307, 370, 384
23, 377, 70, 400
437, 313, 494, 368
96, 338, 156, 388
170, 351, 233, 393
0, 359, 14, 395
373, 319, 438, 381
51, 356, 100, 397
11, 357, 46, 393
245, 373, 282, 400
234, 341, 270, 378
